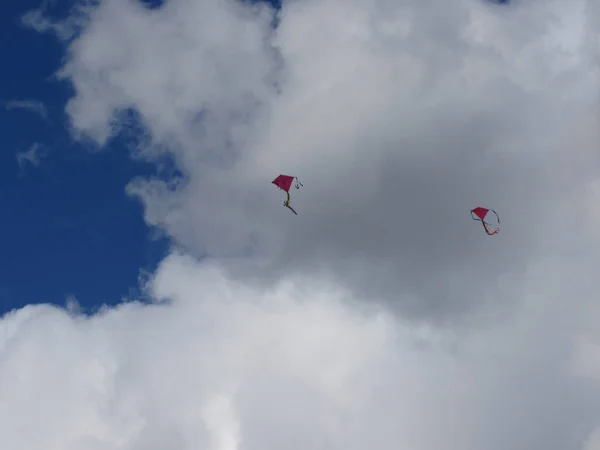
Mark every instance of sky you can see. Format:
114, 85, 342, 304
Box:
0, 0, 600, 449
0, 0, 170, 310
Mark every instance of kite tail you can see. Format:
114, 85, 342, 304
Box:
482, 221, 499, 235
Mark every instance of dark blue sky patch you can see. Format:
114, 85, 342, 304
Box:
139, 0, 165, 9
0, 1, 169, 314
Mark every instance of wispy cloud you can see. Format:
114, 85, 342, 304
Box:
3, 100, 47, 120
21, 8, 73, 41
15, 143, 46, 169
20, 0, 95, 42
64, 295, 82, 314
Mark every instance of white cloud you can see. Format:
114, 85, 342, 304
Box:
5, 0, 600, 449
16, 142, 46, 169
43, 0, 599, 319
3, 99, 47, 119
65, 294, 82, 314
1, 253, 600, 450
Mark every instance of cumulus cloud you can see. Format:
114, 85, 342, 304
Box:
1, 252, 599, 450
4, 0, 600, 449
30, 0, 597, 319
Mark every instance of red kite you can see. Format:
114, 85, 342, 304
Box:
272, 175, 302, 215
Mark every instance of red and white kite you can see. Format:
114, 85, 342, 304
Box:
471, 207, 500, 235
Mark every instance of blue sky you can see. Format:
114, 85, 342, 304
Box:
0, 0, 510, 316
0, 0, 170, 314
